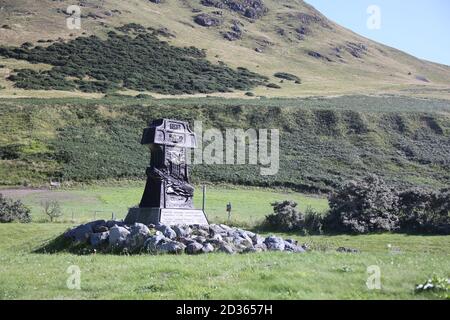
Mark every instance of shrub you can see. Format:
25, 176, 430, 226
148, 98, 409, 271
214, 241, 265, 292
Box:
266, 83, 281, 89
398, 188, 450, 234
263, 201, 304, 232
303, 207, 324, 235
41, 200, 62, 222
274, 72, 301, 82
325, 175, 400, 233
0, 193, 32, 223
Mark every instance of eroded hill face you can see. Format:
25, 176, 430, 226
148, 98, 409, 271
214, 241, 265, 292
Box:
0, 0, 450, 99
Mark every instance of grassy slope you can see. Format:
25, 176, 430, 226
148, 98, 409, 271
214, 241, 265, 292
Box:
1, 95, 449, 191
0, 222, 448, 299
0, 0, 450, 99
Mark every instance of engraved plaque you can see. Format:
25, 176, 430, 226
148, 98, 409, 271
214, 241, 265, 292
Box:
160, 209, 209, 226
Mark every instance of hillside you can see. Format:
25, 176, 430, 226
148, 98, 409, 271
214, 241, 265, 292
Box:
1, 95, 449, 191
0, 0, 450, 99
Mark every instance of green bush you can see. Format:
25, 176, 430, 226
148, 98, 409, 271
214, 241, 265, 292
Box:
0, 193, 32, 223
266, 83, 281, 89
324, 176, 450, 235
261, 201, 324, 234
303, 207, 324, 234
274, 72, 301, 82
263, 201, 304, 232
325, 175, 400, 233
398, 188, 450, 234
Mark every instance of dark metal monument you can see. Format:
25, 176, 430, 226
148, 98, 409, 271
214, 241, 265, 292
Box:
125, 119, 209, 226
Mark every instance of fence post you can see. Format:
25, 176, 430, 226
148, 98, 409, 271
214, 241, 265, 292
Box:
202, 185, 206, 212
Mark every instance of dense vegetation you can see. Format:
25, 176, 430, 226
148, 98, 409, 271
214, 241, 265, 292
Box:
262, 175, 450, 235
0, 27, 267, 94
326, 175, 401, 233
0, 95, 449, 193
0, 193, 31, 223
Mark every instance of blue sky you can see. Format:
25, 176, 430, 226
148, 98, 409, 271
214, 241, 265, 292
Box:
306, 0, 450, 66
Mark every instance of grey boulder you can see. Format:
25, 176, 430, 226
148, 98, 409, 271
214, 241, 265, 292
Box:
156, 224, 177, 240
109, 226, 130, 246
172, 225, 191, 238
64, 220, 106, 243
219, 242, 235, 255
284, 240, 306, 253
202, 243, 215, 253
90, 231, 109, 247
264, 236, 285, 251
186, 241, 204, 255
144, 233, 166, 253
157, 240, 186, 254
126, 223, 150, 250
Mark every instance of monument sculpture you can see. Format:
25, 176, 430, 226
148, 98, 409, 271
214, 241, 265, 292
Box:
125, 119, 209, 226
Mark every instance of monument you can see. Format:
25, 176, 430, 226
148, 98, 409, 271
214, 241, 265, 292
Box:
125, 119, 209, 226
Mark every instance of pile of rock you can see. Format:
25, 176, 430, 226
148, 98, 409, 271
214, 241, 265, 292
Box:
63, 220, 306, 255
194, 13, 224, 27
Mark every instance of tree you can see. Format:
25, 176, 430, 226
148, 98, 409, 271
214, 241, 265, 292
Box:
41, 200, 62, 222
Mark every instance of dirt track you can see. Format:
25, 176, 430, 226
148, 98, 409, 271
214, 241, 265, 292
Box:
0, 188, 49, 199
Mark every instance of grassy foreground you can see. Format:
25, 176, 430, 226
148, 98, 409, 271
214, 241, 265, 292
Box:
1, 185, 448, 299
0, 223, 449, 300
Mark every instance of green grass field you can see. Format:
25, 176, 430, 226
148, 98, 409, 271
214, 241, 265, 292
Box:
0, 223, 449, 300
0, 185, 449, 300
1, 183, 329, 224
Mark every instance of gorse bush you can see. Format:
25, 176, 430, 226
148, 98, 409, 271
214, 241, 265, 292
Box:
0, 194, 32, 223
262, 201, 324, 234
325, 175, 400, 233
0, 26, 267, 94
398, 188, 450, 234
325, 175, 450, 234
274, 72, 301, 82
303, 207, 324, 235
263, 201, 303, 232
260, 176, 449, 235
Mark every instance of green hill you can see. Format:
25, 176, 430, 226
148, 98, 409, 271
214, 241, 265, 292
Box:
1, 0, 450, 99
1, 95, 449, 191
